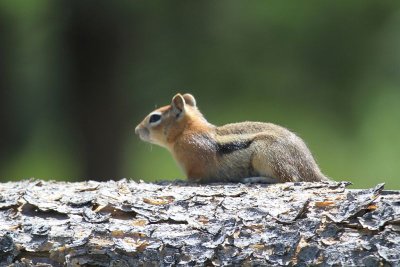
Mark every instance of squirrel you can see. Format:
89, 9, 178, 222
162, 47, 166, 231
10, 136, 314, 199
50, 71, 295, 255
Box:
135, 93, 331, 184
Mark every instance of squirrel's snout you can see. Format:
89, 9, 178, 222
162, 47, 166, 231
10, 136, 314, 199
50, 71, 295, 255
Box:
135, 125, 150, 142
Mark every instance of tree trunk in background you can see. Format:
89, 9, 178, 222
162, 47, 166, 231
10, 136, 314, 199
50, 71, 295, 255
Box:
0, 14, 10, 162
0, 14, 18, 163
64, 2, 129, 180
1, 180, 399, 266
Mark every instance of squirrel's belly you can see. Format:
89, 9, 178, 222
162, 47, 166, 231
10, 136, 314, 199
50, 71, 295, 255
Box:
217, 167, 259, 182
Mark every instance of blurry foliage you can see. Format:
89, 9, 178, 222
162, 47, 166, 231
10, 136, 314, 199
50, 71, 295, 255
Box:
0, 1, 399, 188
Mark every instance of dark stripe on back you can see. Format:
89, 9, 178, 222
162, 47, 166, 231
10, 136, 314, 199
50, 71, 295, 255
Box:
217, 140, 252, 155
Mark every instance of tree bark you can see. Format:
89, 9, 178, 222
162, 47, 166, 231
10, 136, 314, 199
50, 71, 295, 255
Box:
0, 180, 399, 266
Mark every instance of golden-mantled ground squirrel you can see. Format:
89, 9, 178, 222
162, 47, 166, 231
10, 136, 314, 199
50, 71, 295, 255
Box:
135, 93, 330, 183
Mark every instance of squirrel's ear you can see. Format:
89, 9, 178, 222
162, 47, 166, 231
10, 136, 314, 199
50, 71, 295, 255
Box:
183, 93, 196, 107
171, 93, 185, 115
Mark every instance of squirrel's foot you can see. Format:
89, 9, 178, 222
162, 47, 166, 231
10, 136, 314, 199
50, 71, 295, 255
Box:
241, 176, 278, 184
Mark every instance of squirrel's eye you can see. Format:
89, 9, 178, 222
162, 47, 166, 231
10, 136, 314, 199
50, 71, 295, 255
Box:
149, 114, 161, 124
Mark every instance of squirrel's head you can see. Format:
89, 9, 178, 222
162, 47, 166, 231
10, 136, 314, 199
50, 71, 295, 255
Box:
135, 93, 207, 149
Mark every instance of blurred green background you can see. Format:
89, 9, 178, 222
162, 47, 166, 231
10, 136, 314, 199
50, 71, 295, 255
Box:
0, 1, 399, 188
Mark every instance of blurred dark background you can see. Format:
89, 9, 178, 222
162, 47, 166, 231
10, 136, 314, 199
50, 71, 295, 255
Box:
1, 1, 399, 188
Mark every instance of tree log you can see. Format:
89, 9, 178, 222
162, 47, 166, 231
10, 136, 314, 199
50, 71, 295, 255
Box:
0, 180, 399, 266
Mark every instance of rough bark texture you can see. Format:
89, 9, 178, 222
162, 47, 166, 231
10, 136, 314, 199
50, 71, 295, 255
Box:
0, 180, 399, 266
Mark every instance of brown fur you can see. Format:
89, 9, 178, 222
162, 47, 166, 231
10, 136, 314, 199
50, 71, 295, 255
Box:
135, 93, 330, 183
